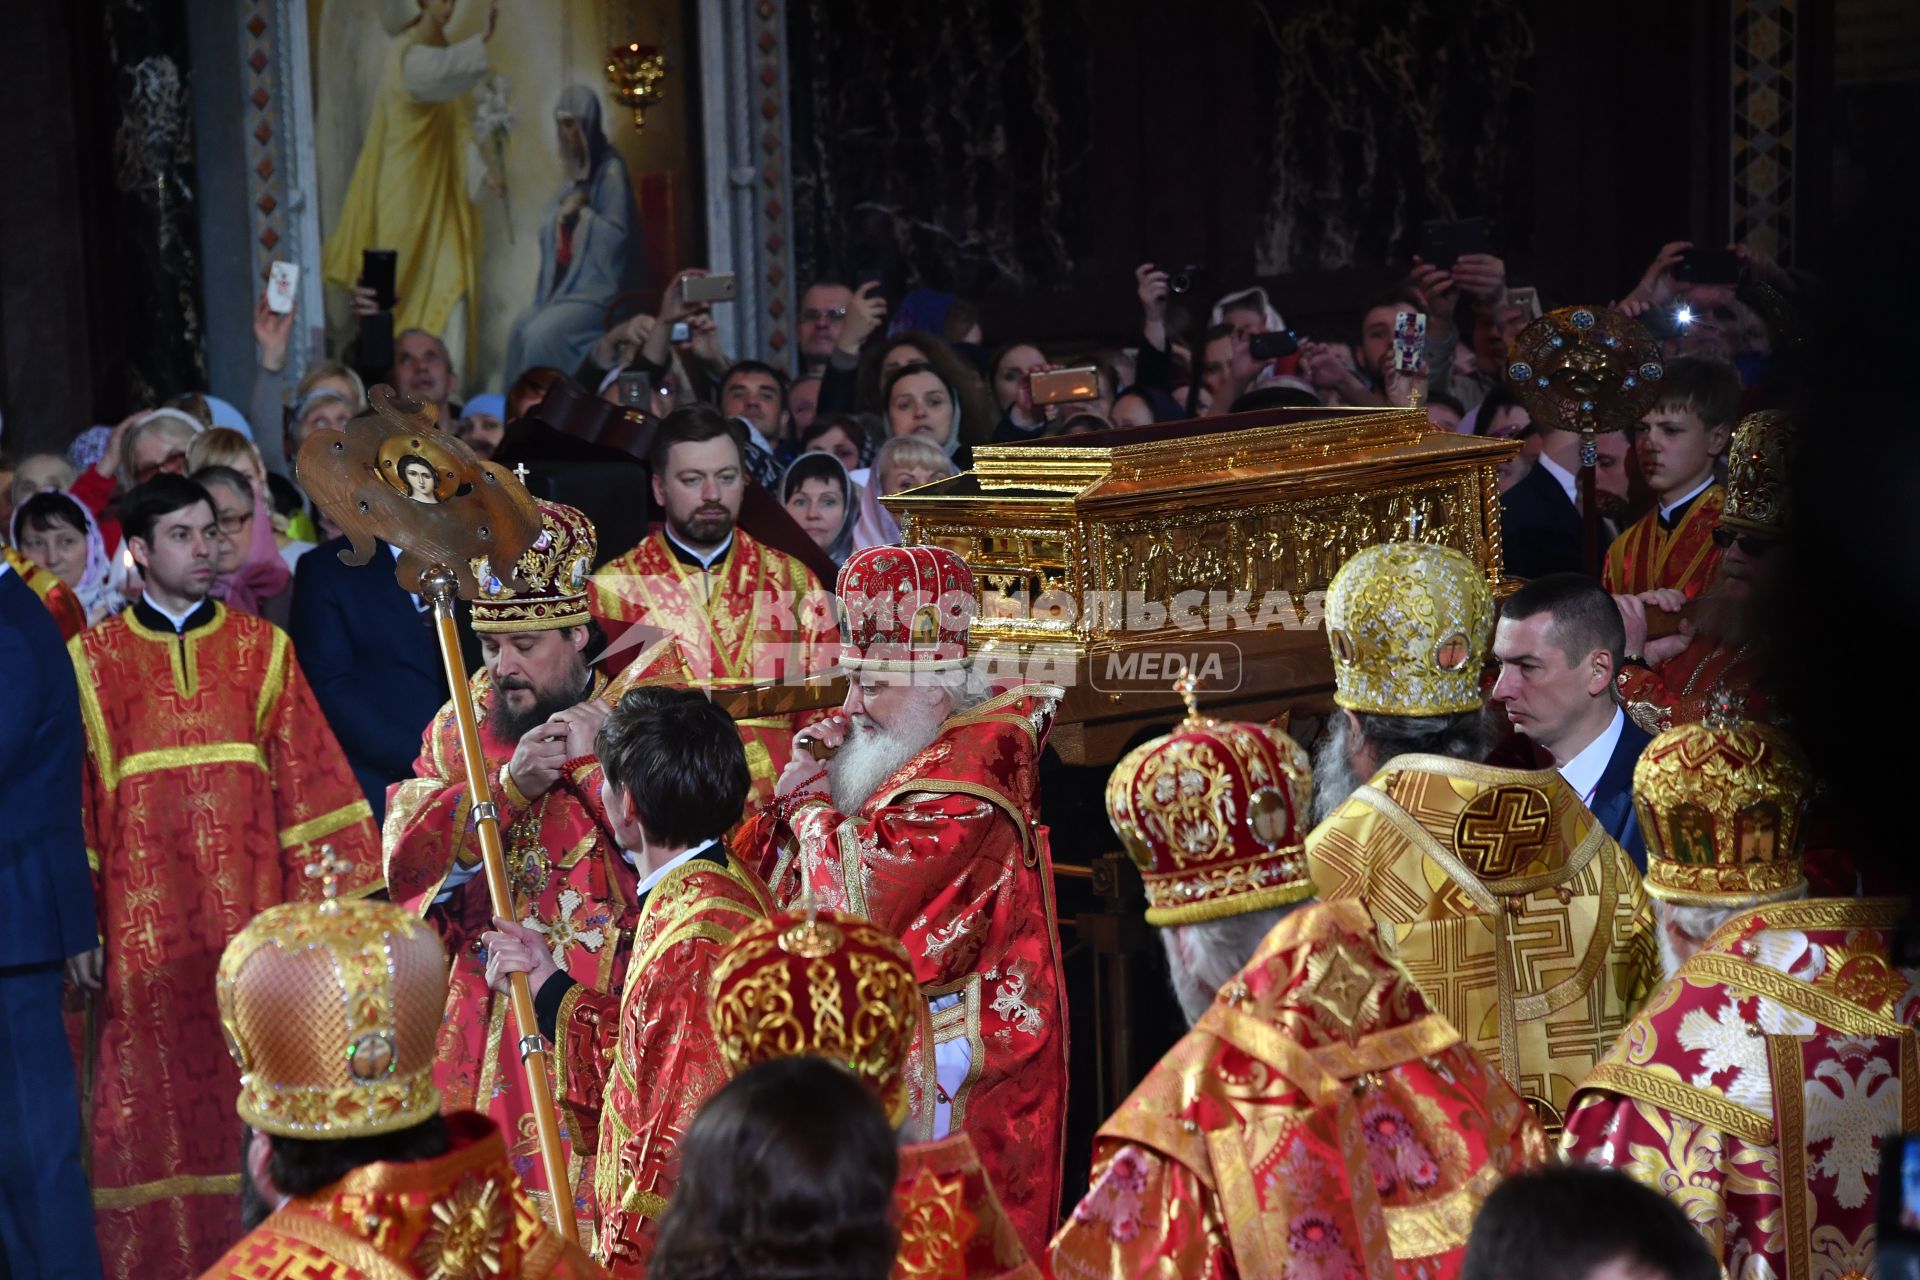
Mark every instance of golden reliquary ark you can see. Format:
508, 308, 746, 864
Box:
881, 406, 1517, 763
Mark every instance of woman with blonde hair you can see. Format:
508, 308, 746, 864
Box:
850, 435, 956, 552
189, 428, 293, 615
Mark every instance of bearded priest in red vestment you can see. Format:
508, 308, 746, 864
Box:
68, 475, 379, 1277
590, 404, 829, 808
703, 903, 1041, 1280
737, 544, 1069, 1262
1050, 698, 1547, 1280
1561, 706, 1918, 1280
384, 498, 687, 1234
480, 685, 772, 1275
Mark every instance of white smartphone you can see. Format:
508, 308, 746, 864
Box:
267, 261, 300, 314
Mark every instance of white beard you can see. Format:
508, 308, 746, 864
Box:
827, 703, 946, 814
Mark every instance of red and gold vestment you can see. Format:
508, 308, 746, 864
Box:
894, 1132, 1040, 1280
545, 851, 772, 1275
1049, 899, 1548, 1280
590, 529, 826, 806
1561, 897, 1918, 1280
1304, 755, 1660, 1131
197, 1112, 604, 1279
5, 543, 86, 638
744, 683, 1071, 1263
385, 667, 626, 1230
1602, 484, 1724, 599
70, 603, 380, 1276
1618, 631, 1773, 736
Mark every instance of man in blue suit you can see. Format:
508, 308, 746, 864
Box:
0, 558, 104, 1279
1490, 573, 1651, 868
290, 538, 454, 824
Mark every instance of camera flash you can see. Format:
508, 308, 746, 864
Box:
1674, 305, 1694, 328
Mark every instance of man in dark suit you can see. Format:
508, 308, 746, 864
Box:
1498, 424, 1630, 580
0, 559, 104, 1279
290, 538, 453, 823
1489, 573, 1651, 868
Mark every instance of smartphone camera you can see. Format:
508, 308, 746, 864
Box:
1168, 265, 1207, 296
616, 371, 651, 412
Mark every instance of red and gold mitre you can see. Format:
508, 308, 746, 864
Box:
707, 905, 921, 1125
470, 498, 596, 633
1719, 409, 1794, 536
1633, 697, 1811, 908
1325, 541, 1492, 717
1106, 683, 1314, 926
836, 544, 974, 671
216, 892, 447, 1138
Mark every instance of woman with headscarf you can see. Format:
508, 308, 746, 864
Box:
883, 360, 980, 468
849, 435, 956, 553
504, 85, 645, 380
10, 489, 123, 626
779, 450, 857, 567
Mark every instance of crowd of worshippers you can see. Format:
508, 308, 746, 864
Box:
2, 223, 1903, 1280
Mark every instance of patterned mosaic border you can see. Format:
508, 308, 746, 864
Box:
1731, 0, 1797, 265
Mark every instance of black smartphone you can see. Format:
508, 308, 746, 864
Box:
1249, 330, 1300, 361
617, 370, 651, 411
1418, 217, 1492, 270
360, 311, 394, 377
1674, 247, 1741, 285
362, 248, 398, 310
1168, 264, 1208, 296
854, 266, 884, 295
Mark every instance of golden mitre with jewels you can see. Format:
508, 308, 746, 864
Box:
1324, 541, 1493, 717
470, 497, 597, 633
707, 905, 923, 1126
216, 886, 448, 1138
1719, 408, 1795, 536
1632, 694, 1812, 908
1106, 680, 1314, 926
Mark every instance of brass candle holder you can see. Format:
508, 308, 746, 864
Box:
605, 42, 668, 132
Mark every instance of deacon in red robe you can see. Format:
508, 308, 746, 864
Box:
68, 475, 379, 1277
479, 685, 772, 1275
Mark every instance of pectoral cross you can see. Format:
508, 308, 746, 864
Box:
1403, 507, 1426, 540
305, 844, 355, 907
512, 462, 531, 484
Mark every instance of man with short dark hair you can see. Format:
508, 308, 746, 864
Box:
718, 358, 790, 486
1493, 572, 1651, 867
69, 474, 379, 1273
481, 685, 771, 1273
1603, 356, 1740, 598
592, 404, 828, 805
1462, 1166, 1720, 1280
200, 895, 599, 1278
385, 500, 690, 1230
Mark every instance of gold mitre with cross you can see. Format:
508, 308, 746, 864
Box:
1324, 541, 1493, 717
1106, 676, 1315, 925
1720, 409, 1795, 536
1632, 695, 1812, 908
470, 498, 597, 633
216, 848, 448, 1138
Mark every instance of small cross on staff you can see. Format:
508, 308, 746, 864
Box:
305, 843, 356, 907
512, 462, 530, 484
1403, 507, 1426, 540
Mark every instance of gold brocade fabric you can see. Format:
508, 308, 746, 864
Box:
1560, 898, 1919, 1280
1304, 755, 1659, 1131
895, 1133, 1040, 1280
1049, 900, 1547, 1280
196, 1111, 603, 1279
591, 529, 829, 806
